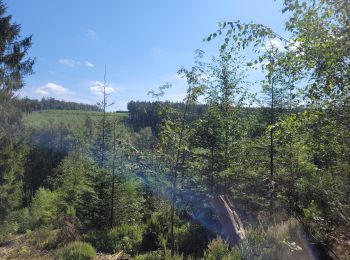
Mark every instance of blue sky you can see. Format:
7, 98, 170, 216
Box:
7, 0, 287, 110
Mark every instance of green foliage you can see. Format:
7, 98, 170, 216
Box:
202, 219, 309, 260
26, 227, 59, 250
134, 250, 184, 260
174, 222, 209, 257
52, 155, 93, 213
303, 200, 322, 222
6, 208, 31, 233
81, 230, 110, 253
133, 127, 155, 150
0, 0, 349, 258
0, 0, 34, 223
29, 188, 60, 228
134, 250, 164, 260
107, 224, 144, 254
203, 238, 231, 260
142, 200, 172, 250
0, 220, 18, 244
19, 97, 102, 113
57, 241, 96, 260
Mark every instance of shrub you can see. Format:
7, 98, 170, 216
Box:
107, 224, 144, 255
203, 237, 231, 260
30, 188, 60, 228
57, 241, 96, 260
0, 221, 18, 244
6, 208, 31, 233
174, 222, 210, 257
141, 201, 173, 251
26, 227, 59, 250
81, 230, 110, 252
55, 206, 80, 246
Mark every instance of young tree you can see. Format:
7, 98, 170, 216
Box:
93, 67, 114, 168
157, 50, 205, 256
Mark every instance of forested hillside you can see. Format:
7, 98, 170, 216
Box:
0, 0, 349, 259
19, 97, 102, 113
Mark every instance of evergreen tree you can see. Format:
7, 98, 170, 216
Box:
0, 1, 34, 222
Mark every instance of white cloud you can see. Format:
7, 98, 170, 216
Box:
264, 38, 302, 54
90, 81, 115, 96
84, 61, 94, 68
264, 38, 285, 52
85, 29, 99, 41
288, 40, 301, 51
59, 59, 94, 68
58, 59, 80, 67
34, 83, 68, 95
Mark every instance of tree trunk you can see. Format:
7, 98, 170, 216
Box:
210, 195, 246, 245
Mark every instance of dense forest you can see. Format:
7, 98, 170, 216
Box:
19, 97, 102, 113
0, 0, 349, 259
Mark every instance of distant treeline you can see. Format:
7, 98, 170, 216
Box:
19, 97, 102, 113
127, 100, 305, 134
127, 101, 208, 131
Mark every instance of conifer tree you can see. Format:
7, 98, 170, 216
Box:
0, 1, 34, 222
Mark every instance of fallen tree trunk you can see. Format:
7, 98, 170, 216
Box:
210, 194, 246, 246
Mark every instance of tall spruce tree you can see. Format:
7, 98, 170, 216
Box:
0, 1, 34, 222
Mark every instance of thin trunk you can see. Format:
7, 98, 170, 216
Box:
270, 77, 274, 180
268, 55, 275, 212
101, 69, 107, 167
210, 144, 214, 195
180, 151, 185, 191
110, 120, 116, 228
170, 89, 191, 256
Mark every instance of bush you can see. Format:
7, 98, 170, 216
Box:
57, 241, 96, 260
0, 221, 18, 244
174, 222, 210, 257
203, 237, 231, 260
26, 227, 59, 250
30, 188, 60, 228
107, 224, 144, 255
5, 208, 31, 233
55, 206, 80, 246
0, 208, 31, 244
81, 230, 110, 252
141, 201, 173, 251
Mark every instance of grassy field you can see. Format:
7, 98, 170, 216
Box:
23, 110, 128, 127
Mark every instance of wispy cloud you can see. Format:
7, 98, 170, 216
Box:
90, 81, 115, 96
58, 59, 79, 67
85, 29, 99, 41
34, 83, 68, 95
84, 61, 94, 68
58, 59, 94, 68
